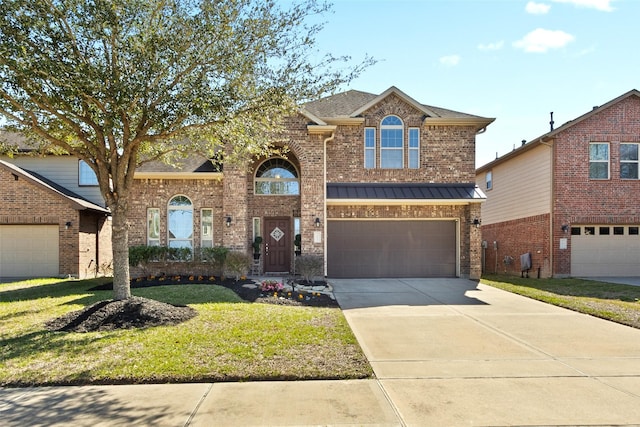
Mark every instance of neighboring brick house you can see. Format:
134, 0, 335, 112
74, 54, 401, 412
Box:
476, 89, 640, 278
129, 86, 494, 279
0, 135, 112, 279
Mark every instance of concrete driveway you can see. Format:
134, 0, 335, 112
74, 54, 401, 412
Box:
331, 278, 640, 426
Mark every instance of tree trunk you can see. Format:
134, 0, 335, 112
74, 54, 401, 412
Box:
110, 202, 131, 300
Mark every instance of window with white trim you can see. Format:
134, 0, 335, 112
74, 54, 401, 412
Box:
364, 127, 375, 168
620, 143, 639, 179
380, 115, 404, 168
168, 195, 193, 249
147, 208, 160, 246
486, 171, 493, 190
408, 128, 420, 169
79, 160, 98, 186
254, 158, 299, 195
201, 209, 213, 248
252, 217, 261, 241
589, 143, 609, 179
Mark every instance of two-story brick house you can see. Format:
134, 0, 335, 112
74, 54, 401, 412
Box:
476, 89, 640, 278
129, 86, 494, 279
0, 132, 112, 279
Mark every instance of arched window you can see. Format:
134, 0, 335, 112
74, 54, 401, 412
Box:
380, 115, 404, 168
168, 195, 193, 249
254, 158, 300, 195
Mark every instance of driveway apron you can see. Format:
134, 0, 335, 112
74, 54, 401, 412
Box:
331, 278, 640, 426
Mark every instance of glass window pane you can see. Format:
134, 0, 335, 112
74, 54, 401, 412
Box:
79, 160, 99, 186
621, 144, 638, 161
409, 128, 419, 148
630, 227, 639, 235
621, 163, 638, 179
365, 128, 375, 148
589, 163, 608, 179
381, 150, 403, 168
381, 129, 403, 147
381, 116, 402, 126
147, 208, 160, 243
408, 150, 419, 169
614, 227, 624, 235
365, 150, 375, 168
169, 195, 192, 207
590, 143, 609, 161
169, 210, 193, 239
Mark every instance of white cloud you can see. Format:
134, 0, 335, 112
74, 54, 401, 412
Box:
439, 55, 461, 66
513, 28, 575, 53
478, 41, 505, 51
550, 0, 614, 11
526, 1, 551, 14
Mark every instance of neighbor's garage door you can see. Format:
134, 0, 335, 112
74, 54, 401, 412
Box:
571, 225, 640, 276
0, 225, 59, 278
327, 220, 456, 278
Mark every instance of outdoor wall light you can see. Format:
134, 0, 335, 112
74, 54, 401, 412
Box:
225, 216, 232, 227
561, 224, 569, 233
65, 221, 72, 230
314, 217, 321, 228
472, 218, 481, 228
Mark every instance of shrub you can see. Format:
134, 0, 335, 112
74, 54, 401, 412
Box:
201, 246, 229, 275
223, 251, 252, 280
295, 255, 323, 284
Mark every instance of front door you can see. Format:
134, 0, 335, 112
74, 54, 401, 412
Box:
264, 217, 291, 273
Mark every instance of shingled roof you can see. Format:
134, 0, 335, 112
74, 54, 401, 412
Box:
303, 86, 491, 123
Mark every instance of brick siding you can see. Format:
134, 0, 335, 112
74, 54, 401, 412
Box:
0, 166, 112, 278
553, 96, 640, 276
128, 96, 483, 277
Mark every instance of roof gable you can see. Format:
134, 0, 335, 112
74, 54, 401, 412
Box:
303, 86, 494, 130
350, 86, 440, 118
0, 159, 109, 213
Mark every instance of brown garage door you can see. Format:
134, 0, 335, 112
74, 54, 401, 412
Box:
327, 220, 456, 278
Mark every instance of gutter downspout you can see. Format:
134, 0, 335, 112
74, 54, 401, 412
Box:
323, 131, 335, 277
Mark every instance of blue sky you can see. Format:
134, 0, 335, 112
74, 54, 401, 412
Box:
313, 0, 639, 167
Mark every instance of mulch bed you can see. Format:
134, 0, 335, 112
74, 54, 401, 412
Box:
45, 276, 337, 333
91, 275, 337, 308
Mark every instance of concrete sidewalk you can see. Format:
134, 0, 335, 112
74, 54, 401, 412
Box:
2, 278, 640, 426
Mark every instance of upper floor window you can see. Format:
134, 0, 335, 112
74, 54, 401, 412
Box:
79, 160, 98, 186
486, 171, 493, 190
620, 143, 639, 179
589, 143, 609, 179
255, 158, 299, 195
408, 128, 420, 169
168, 195, 193, 249
364, 127, 376, 169
380, 115, 404, 168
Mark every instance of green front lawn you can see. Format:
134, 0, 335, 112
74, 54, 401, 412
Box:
0, 278, 372, 387
482, 274, 640, 329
